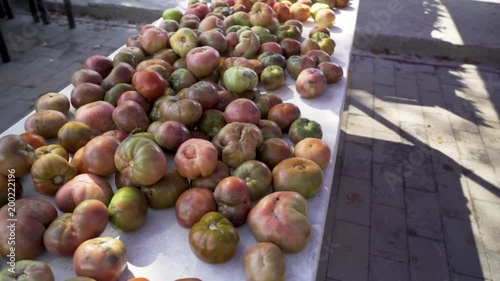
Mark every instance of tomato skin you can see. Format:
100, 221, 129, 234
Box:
73, 237, 127, 281
248, 191, 311, 253
272, 157, 324, 199
108, 186, 148, 232
189, 212, 239, 264
31, 154, 77, 196
0, 260, 55, 281
20, 132, 47, 150
141, 168, 189, 209
243, 242, 286, 281
233, 160, 272, 201
43, 199, 109, 256
0, 134, 36, 177
114, 136, 167, 186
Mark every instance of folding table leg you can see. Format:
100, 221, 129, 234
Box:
64, 0, 75, 29
37, 0, 49, 24
28, 0, 39, 23
2, 0, 12, 19
0, 29, 10, 63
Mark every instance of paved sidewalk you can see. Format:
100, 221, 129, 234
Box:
1, 10, 500, 281
317, 51, 500, 281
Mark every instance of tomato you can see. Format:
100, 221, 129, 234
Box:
257, 137, 294, 169
243, 242, 286, 281
175, 188, 217, 228
233, 160, 272, 201
115, 136, 167, 186
73, 237, 127, 281
35, 144, 69, 161
31, 154, 77, 196
83, 135, 120, 177
191, 161, 230, 191
272, 157, 324, 199
0, 198, 57, 260
55, 173, 114, 213
174, 138, 219, 180
43, 199, 109, 256
57, 121, 95, 154
141, 168, 189, 209
189, 212, 239, 264
248, 191, 311, 253
214, 176, 251, 226
294, 137, 331, 169
0, 134, 36, 177
19, 132, 47, 149
212, 122, 264, 169
108, 186, 148, 232
288, 117, 323, 144
0, 260, 55, 281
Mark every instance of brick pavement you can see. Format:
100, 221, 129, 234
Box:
317, 52, 500, 281
1, 12, 500, 281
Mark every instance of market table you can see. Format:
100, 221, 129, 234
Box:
0, 1, 359, 280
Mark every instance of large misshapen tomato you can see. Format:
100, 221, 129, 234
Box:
43, 199, 109, 256
115, 136, 167, 186
0, 134, 36, 177
31, 154, 77, 196
214, 176, 251, 226
272, 157, 324, 199
248, 191, 311, 253
73, 237, 127, 281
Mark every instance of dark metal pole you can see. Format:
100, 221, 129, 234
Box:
0, 28, 11, 63
63, 0, 75, 29
0, 2, 5, 18
28, 0, 39, 22
2, 0, 13, 19
37, 0, 49, 24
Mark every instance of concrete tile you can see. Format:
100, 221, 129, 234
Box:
374, 60, 396, 86
353, 56, 374, 73
408, 236, 450, 281
400, 123, 429, 146
443, 217, 492, 279
484, 250, 500, 281
473, 200, 500, 253
395, 62, 415, 77
424, 112, 456, 149
348, 89, 374, 117
335, 176, 371, 226
420, 90, 447, 115
327, 220, 369, 281
436, 173, 474, 221
373, 85, 399, 122
417, 72, 440, 92
431, 147, 463, 176
485, 146, 500, 170
342, 142, 372, 181
373, 137, 402, 166
441, 85, 479, 133
413, 64, 435, 73
396, 76, 420, 102
406, 189, 443, 241
370, 203, 407, 262
471, 98, 500, 124
401, 146, 436, 192
398, 103, 425, 125
479, 121, 500, 149
465, 164, 500, 204
372, 164, 404, 208
369, 255, 409, 281
345, 114, 373, 145
451, 273, 491, 281
350, 72, 374, 93
437, 67, 463, 86
454, 130, 491, 168
448, 112, 480, 134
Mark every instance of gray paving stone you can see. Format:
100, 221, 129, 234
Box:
437, 67, 463, 86
373, 137, 402, 166
458, 79, 491, 100
398, 103, 425, 125
431, 148, 463, 176
451, 273, 491, 281
443, 217, 492, 279
417, 72, 440, 92
424, 112, 456, 148
419, 90, 447, 115
346, 114, 374, 145
350, 71, 374, 93
479, 121, 500, 149
400, 122, 429, 146
395, 62, 415, 77
327, 220, 369, 281
408, 236, 450, 281
485, 146, 500, 170
353, 56, 375, 73
413, 64, 435, 73
471, 98, 500, 124
454, 130, 491, 169
473, 200, 500, 253
441, 84, 479, 133
370, 203, 407, 262
484, 250, 500, 281
372, 164, 404, 208
373, 85, 399, 122
369, 255, 410, 281
342, 142, 372, 180
335, 176, 371, 226
396, 76, 420, 102
348, 89, 374, 117
465, 164, 500, 204
401, 147, 436, 192
374, 60, 396, 86
406, 189, 443, 241
436, 173, 474, 221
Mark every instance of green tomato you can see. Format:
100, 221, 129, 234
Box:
222, 66, 258, 94
288, 117, 323, 144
